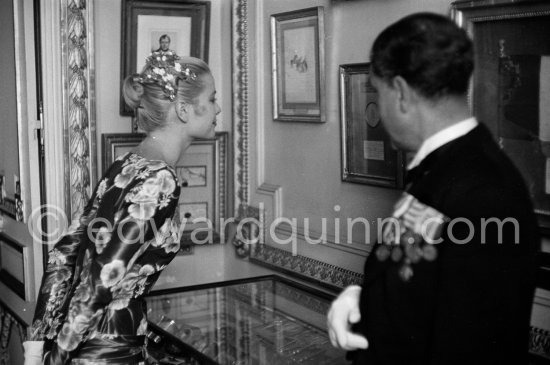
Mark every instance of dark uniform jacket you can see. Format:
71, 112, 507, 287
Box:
351, 124, 540, 365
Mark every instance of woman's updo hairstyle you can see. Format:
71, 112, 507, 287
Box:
123, 53, 211, 132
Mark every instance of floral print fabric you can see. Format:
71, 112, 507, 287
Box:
31, 153, 181, 364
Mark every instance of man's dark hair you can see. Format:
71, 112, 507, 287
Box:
371, 12, 473, 99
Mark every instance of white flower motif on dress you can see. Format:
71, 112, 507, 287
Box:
109, 298, 130, 311
48, 248, 67, 266
126, 170, 175, 220
113, 210, 123, 225
94, 226, 112, 254
128, 200, 158, 221
100, 260, 126, 288
159, 195, 172, 209
162, 219, 181, 253
96, 179, 108, 199
114, 164, 138, 189
51, 268, 71, 286
57, 309, 104, 351
138, 264, 155, 276
156, 169, 176, 195
153, 220, 171, 247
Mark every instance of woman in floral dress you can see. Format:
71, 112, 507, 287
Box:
23, 52, 221, 365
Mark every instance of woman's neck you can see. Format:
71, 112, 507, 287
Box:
135, 129, 192, 167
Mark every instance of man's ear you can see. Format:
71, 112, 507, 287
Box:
175, 101, 189, 123
392, 76, 413, 114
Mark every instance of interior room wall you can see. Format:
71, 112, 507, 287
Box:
249, 0, 451, 274
94, 0, 233, 175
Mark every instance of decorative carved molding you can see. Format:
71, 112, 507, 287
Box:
530, 326, 550, 361
250, 244, 363, 291
217, 132, 228, 222
62, 0, 97, 221
232, 0, 250, 217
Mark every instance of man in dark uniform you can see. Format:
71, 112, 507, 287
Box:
327, 12, 540, 365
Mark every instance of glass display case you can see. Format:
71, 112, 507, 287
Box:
145, 275, 348, 365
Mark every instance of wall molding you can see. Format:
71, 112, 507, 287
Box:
42, 0, 97, 240
62, 0, 97, 221
232, 0, 250, 217
257, 183, 283, 219
250, 243, 363, 292
274, 222, 371, 256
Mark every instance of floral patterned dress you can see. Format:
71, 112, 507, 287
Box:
31, 153, 182, 365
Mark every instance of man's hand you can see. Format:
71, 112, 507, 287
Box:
327, 285, 369, 351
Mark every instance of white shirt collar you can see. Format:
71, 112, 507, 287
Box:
407, 117, 478, 170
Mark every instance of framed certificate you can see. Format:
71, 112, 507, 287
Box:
339, 63, 405, 188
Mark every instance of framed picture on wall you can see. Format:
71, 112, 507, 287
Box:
101, 133, 146, 170
120, 0, 211, 116
101, 132, 228, 246
451, 0, 550, 233
270, 7, 326, 122
339, 63, 405, 188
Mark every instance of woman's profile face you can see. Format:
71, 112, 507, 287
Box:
186, 73, 221, 139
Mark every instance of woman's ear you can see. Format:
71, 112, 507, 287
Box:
175, 101, 189, 123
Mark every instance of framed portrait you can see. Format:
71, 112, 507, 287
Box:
271, 7, 326, 122
339, 63, 405, 188
101, 132, 228, 245
120, 0, 211, 116
451, 0, 550, 233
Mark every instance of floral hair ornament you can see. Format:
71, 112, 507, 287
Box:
133, 50, 197, 101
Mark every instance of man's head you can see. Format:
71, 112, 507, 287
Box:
370, 13, 473, 151
159, 34, 171, 51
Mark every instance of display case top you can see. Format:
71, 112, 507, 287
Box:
146, 275, 348, 364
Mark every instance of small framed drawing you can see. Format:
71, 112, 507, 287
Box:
176, 166, 207, 187
339, 63, 405, 188
451, 0, 550, 233
101, 132, 229, 246
271, 7, 326, 122
176, 135, 228, 245
120, 0, 210, 116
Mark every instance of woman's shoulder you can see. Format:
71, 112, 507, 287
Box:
112, 152, 177, 180
98, 153, 179, 200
